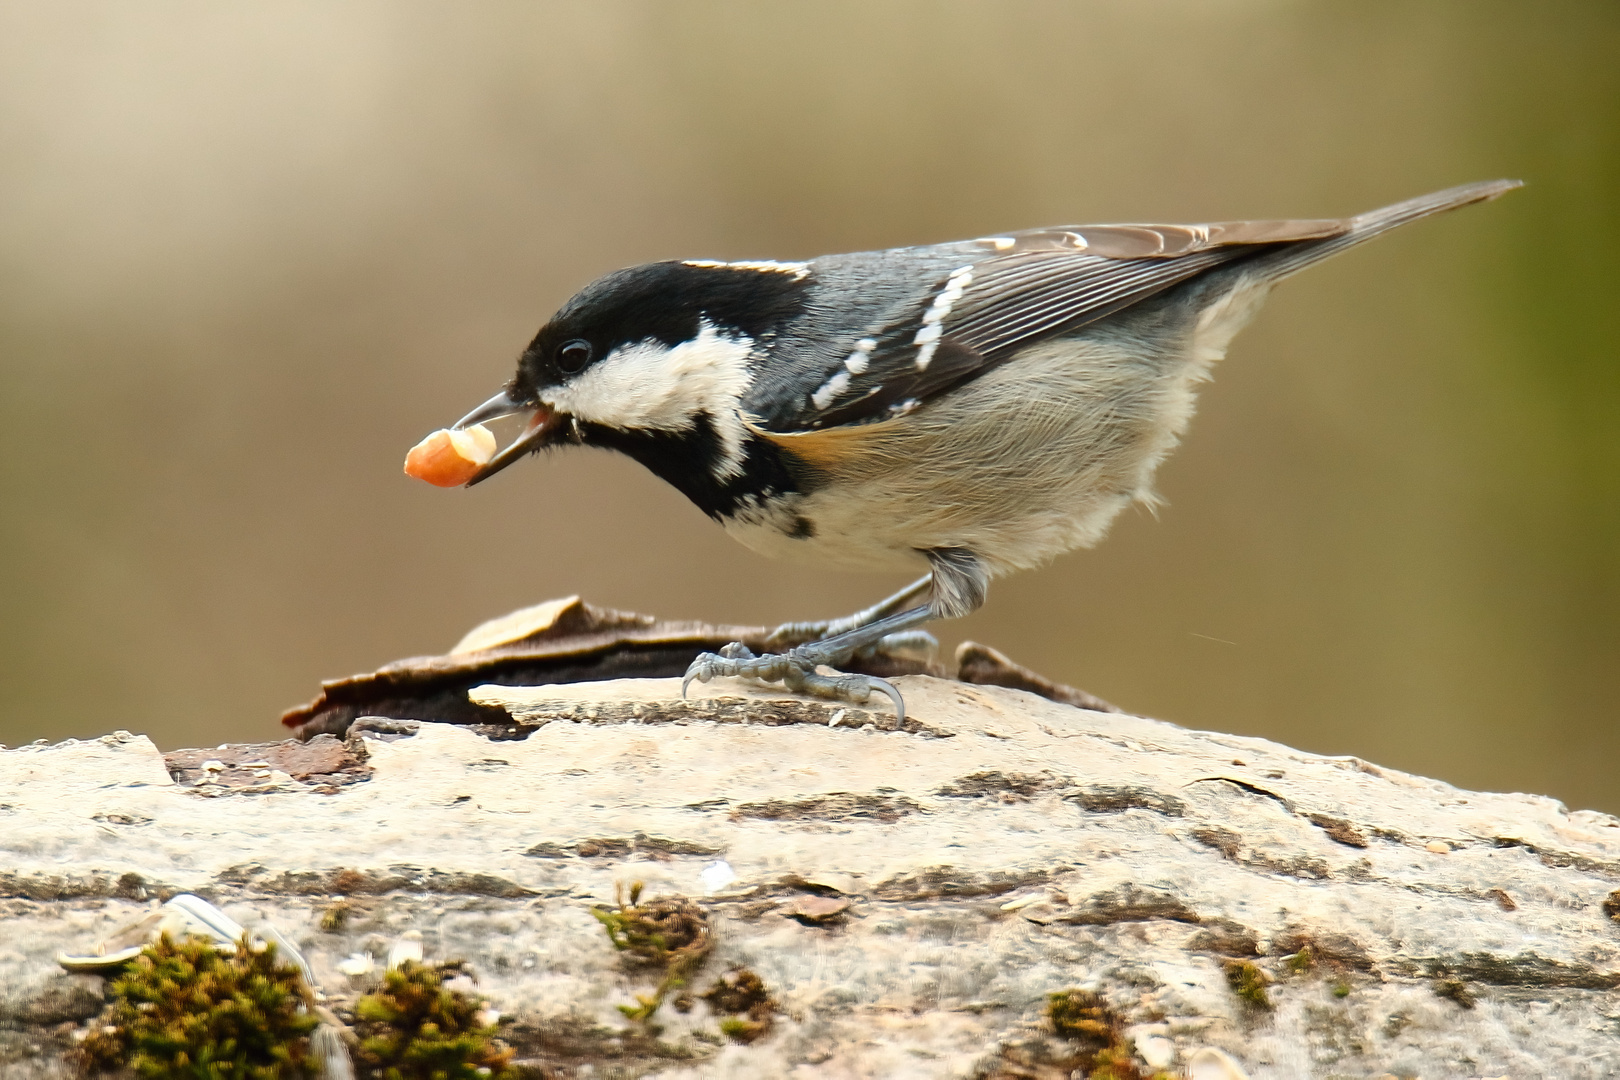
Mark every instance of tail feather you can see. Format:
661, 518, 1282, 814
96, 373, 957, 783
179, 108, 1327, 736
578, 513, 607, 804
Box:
1251, 178, 1523, 283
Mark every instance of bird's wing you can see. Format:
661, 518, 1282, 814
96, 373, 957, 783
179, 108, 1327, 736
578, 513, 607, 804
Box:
756, 216, 1350, 435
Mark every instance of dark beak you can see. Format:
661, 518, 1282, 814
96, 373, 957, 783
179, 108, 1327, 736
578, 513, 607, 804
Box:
453, 390, 564, 487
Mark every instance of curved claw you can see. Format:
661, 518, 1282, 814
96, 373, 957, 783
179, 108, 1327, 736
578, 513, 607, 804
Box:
867, 676, 906, 728
681, 651, 720, 700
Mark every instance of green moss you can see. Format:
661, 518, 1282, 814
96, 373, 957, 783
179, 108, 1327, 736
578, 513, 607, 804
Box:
1284, 945, 1316, 974
701, 967, 776, 1044
1222, 959, 1273, 1010
1039, 989, 1173, 1080
1432, 977, 1477, 1009
1087, 1045, 1138, 1080
715, 1017, 759, 1042
1333, 981, 1352, 998
76, 932, 317, 1079
592, 882, 713, 1025
1046, 989, 1113, 1045
318, 902, 351, 933
351, 959, 515, 1079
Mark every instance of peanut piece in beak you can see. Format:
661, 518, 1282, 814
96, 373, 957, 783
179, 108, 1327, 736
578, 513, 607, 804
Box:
403, 425, 497, 487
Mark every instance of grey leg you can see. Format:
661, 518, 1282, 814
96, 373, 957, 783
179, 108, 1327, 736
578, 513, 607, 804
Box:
683, 549, 989, 725
763, 574, 934, 648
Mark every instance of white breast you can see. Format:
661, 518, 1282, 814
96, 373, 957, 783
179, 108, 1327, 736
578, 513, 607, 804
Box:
723, 278, 1272, 577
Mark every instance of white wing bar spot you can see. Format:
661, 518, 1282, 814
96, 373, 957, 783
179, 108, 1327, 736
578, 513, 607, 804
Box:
914, 265, 975, 370
811, 338, 881, 413
844, 337, 876, 375
810, 370, 854, 411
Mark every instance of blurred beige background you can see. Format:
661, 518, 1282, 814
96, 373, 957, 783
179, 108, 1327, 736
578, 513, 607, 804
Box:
1, 2, 1615, 811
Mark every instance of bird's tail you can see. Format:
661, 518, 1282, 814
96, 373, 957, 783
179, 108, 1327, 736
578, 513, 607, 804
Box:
1250, 178, 1523, 283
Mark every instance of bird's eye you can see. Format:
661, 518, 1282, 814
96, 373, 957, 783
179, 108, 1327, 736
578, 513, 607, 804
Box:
557, 340, 593, 375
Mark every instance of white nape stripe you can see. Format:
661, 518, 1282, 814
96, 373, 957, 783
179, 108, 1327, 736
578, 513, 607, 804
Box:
682, 259, 811, 280
914, 265, 974, 370
539, 319, 755, 480
810, 370, 853, 411
844, 337, 876, 375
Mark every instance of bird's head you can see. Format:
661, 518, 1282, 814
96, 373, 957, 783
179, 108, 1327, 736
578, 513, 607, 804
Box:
450, 258, 812, 485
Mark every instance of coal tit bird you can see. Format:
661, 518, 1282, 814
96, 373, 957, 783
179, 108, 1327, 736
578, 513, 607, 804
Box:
438, 179, 1520, 720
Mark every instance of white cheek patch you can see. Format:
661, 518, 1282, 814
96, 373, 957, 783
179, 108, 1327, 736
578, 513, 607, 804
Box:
539, 319, 756, 480
914, 264, 974, 370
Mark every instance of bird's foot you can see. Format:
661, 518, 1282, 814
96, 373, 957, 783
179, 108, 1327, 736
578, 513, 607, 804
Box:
682, 641, 907, 725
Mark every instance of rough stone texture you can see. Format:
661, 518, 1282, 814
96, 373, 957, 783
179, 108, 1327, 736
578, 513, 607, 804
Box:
4, 675, 1620, 1078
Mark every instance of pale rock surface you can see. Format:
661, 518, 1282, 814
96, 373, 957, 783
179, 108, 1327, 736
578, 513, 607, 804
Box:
3, 675, 1619, 1078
